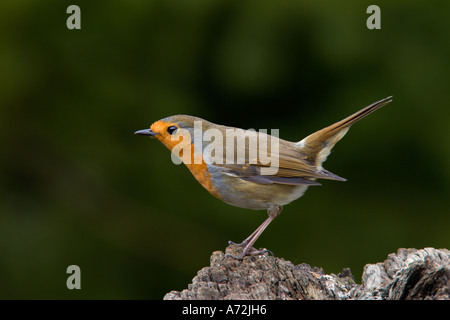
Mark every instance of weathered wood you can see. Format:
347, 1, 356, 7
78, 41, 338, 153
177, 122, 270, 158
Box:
351, 247, 450, 300
164, 245, 449, 300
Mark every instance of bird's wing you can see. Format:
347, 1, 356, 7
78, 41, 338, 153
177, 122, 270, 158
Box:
208, 132, 345, 186
202, 96, 392, 187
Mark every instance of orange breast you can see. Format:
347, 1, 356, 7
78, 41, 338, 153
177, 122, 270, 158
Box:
184, 144, 222, 200
151, 121, 222, 200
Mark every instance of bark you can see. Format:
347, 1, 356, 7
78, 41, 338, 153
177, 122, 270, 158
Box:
164, 245, 449, 300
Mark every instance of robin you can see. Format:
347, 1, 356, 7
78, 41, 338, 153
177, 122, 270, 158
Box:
135, 96, 392, 259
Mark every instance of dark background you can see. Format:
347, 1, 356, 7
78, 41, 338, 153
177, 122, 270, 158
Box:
1, 0, 449, 299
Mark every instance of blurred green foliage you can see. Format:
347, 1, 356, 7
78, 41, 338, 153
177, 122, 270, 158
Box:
0, 0, 449, 299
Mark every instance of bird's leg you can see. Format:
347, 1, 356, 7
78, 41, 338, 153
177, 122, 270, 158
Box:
228, 205, 283, 248
227, 222, 265, 247
227, 206, 282, 260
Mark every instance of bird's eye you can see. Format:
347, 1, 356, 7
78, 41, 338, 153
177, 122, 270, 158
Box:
167, 126, 178, 135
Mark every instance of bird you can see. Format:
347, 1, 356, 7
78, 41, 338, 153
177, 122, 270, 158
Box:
135, 96, 392, 259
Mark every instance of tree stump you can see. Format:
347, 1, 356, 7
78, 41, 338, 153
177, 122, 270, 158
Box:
164, 245, 449, 300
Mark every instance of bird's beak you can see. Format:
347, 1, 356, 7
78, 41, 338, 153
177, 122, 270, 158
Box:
134, 129, 158, 137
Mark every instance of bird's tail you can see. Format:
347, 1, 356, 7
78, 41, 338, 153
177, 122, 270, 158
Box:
297, 96, 393, 168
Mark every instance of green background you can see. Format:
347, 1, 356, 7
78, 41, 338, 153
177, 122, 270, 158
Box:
1, 0, 449, 299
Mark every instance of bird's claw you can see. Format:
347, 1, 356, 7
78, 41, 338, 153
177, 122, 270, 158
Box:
225, 243, 273, 260
228, 240, 246, 247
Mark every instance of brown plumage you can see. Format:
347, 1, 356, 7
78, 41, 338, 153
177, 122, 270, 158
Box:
135, 96, 393, 259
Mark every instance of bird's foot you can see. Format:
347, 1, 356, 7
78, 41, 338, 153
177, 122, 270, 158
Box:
228, 240, 246, 247
226, 242, 273, 260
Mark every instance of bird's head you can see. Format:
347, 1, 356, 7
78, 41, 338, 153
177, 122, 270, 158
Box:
134, 115, 216, 152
